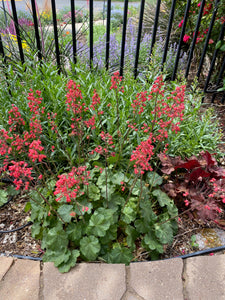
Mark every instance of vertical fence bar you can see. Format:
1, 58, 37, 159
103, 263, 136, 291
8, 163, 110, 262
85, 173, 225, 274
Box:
196, 0, 220, 79
0, 33, 12, 95
89, 0, 93, 67
50, 0, 61, 73
185, 0, 205, 78
2, 0, 9, 27
0, 33, 6, 64
171, 0, 191, 81
105, 0, 111, 69
30, 0, 42, 61
161, 0, 176, 69
70, 0, 77, 65
134, 0, 145, 79
120, 0, 129, 76
149, 0, 161, 59
203, 22, 225, 94
10, 0, 24, 64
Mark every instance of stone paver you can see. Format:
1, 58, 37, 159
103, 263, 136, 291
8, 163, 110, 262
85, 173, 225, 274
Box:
43, 262, 126, 300
0, 259, 40, 300
184, 255, 225, 300
0, 256, 13, 281
128, 258, 184, 300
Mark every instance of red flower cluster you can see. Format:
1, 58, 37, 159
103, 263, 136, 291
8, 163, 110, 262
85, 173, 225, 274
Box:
54, 166, 90, 203
130, 76, 186, 175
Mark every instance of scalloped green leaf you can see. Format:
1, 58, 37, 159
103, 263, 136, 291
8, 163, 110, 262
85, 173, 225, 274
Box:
146, 172, 163, 187
0, 190, 8, 207
104, 245, 133, 265
57, 205, 73, 223
80, 235, 100, 261
58, 250, 80, 273
152, 189, 171, 207
88, 184, 100, 201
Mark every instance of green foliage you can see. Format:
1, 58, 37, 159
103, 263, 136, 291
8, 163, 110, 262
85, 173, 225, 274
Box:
0, 64, 222, 272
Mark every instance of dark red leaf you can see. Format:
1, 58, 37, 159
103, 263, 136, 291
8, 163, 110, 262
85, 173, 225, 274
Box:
189, 167, 210, 181
175, 159, 201, 170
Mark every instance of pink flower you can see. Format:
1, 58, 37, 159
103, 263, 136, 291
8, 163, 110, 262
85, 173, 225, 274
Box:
183, 34, 191, 43
197, 2, 201, 7
178, 19, 183, 28
208, 39, 214, 44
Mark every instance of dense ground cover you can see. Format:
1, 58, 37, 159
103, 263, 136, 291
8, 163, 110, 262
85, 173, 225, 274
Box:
0, 61, 224, 272
0, 0, 224, 272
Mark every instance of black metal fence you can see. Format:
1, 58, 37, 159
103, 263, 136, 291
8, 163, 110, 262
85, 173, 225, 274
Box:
0, 0, 225, 102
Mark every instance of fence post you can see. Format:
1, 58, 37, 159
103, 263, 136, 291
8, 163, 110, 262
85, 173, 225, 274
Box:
171, 0, 191, 81
70, 0, 77, 65
30, 0, 42, 61
149, 0, 161, 59
134, 0, 145, 79
185, 0, 206, 78
161, 0, 176, 69
10, 0, 24, 64
105, 0, 111, 70
50, 0, 61, 73
203, 22, 225, 95
197, 0, 220, 79
120, 0, 129, 76
89, 0, 93, 67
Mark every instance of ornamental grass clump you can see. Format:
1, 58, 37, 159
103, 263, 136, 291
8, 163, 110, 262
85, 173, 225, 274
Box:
0, 70, 222, 272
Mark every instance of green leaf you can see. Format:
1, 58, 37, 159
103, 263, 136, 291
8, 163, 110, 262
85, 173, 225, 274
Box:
80, 235, 101, 261
139, 198, 157, 223
108, 194, 125, 209
107, 154, 119, 165
24, 202, 31, 213
216, 40, 222, 49
43, 249, 70, 267
152, 189, 171, 207
87, 208, 115, 237
132, 180, 141, 196
146, 172, 163, 187
105, 245, 133, 265
57, 205, 73, 223
142, 232, 164, 253
134, 219, 150, 234
88, 184, 100, 201
220, 44, 225, 52
125, 225, 138, 250
100, 224, 118, 244
42, 223, 68, 251
121, 198, 138, 224
6, 185, 20, 196
31, 222, 42, 238
66, 222, 83, 243
154, 222, 174, 244
111, 172, 128, 185
57, 250, 80, 273
0, 190, 8, 207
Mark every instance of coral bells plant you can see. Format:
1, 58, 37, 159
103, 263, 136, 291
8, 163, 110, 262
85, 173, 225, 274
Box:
0, 71, 218, 272
159, 151, 225, 223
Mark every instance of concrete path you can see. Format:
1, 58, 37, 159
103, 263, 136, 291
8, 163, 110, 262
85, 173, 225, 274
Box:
0, 254, 225, 299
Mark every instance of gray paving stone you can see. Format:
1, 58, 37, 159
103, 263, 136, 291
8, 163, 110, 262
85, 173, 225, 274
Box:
122, 291, 144, 300
0, 259, 40, 300
184, 255, 225, 300
0, 257, 13, 281
129, 258, 183, 300
43, 262, 126, 300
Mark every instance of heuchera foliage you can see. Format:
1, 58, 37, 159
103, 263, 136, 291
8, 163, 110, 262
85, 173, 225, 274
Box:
159, 151, 225, 223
